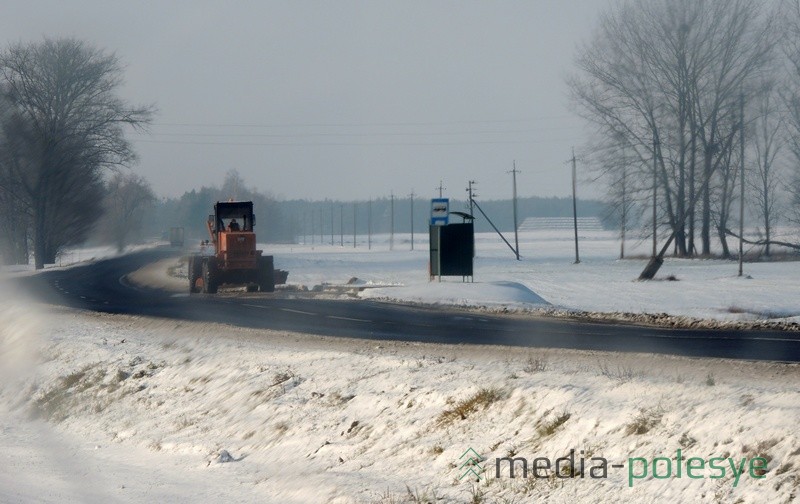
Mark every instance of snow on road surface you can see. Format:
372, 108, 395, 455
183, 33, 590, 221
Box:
2, 229, 800, 502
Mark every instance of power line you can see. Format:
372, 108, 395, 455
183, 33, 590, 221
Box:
150, 115, 575, 129
131, 126, 580, 139
131, 137, 576, 147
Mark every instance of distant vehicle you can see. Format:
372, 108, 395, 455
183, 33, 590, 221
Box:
169, 227, 185, 247
188, 201, 278, 294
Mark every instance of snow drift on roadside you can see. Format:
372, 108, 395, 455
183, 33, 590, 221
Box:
360, 280, 550, 308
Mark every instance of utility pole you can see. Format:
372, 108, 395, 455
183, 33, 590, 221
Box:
466, 180, 478, 259
368, 198, 372, 250
302, 210, 307, 245
739, 91, 745, 277
435, 180, 445, 198
571, 148, 580, 264
340, 204, 344, 246
508, 161, 520, 260
330, 202, 334, 245
620, 144, 627, 260
409, 189, 416, 251
652, 131, 659, 258
390, 192, 395, 251
466, 180, 477, 217
319, 208, 324, 244
353, 203, 357, 248
311, 209, 315, 244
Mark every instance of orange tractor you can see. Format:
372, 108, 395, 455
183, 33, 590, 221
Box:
188, 201, 277, 294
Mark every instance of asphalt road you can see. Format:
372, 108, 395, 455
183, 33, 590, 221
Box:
16, 247, 800, 362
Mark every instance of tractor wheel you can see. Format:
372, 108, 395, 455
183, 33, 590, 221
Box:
202, 259, 219, 294
258, 256, 275, 293
188, 256, 202, 293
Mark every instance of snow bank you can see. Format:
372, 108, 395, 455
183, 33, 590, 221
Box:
1, 301, 798, 503
361, 280, 550, 308
0, 281, 45, 384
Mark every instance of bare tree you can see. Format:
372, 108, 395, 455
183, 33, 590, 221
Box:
0, 93, 32, 264
569, 0, 777, 277
100, 172, 156, 252
586, 134, 646, 259
749, 81, 784, 256
711, 122, 741, 259
688, 1, 776, 256
221, 169, 245, 200
0, 38, 153, 268
780, 0, 800, 227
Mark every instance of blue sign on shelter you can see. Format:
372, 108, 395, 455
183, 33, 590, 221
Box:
430, 198, 449, 226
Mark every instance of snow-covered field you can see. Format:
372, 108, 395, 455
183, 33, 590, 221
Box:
2, 229, 800, 503
276, 229, 800, 327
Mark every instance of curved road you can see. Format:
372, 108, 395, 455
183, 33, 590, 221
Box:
17, 247, 800, 362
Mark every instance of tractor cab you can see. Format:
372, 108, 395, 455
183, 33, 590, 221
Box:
205, 201, 261, 271
209, 201, 256, 235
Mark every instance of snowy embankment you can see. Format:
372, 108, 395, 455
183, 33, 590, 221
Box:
2, 275, 800, 502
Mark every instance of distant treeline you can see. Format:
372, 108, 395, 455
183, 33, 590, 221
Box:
146, 171, 295, 244
149, 172, 610, 245
282, 196, 610, 239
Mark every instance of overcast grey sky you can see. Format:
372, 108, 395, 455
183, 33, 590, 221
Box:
2, 0, 609, 201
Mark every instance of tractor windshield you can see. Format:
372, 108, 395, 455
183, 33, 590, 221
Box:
214, 201, 255, 232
